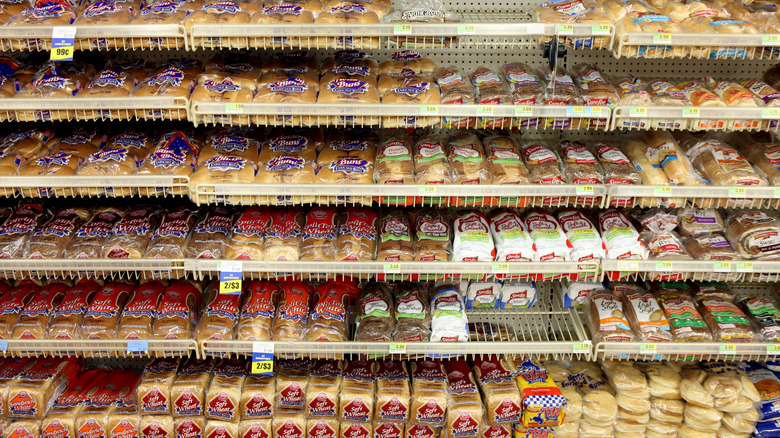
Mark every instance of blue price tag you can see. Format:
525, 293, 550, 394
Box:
252, 341, 274, 375
0, 340, 7, 352
127, 340, 148, 353
51, 27, 76, 62
219, 260, 242, 294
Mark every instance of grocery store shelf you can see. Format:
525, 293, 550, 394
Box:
607, 184, 780, 209
1, 96, 189, 122
190, 183, 606, 208
0, 175, 190, 198
0, 24, 187, 51
614, 32, 780, 60
594, 340, 780, 361
189, 16, 611, 50
602, 259, 757, 283
201, 286, 592, 360
0, 339, 198, 359
613, 105, 780, 131
0, 259, 183, 280
185, 259, 600, 281
189, 102, 611, 129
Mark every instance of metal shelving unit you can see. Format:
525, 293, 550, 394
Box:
612, 105, 780, 132
0, 96, 189, 123
0, 259, 183, 280
613, 32, 780, 60
0, 339, 198, 359
0, 24, 187, 51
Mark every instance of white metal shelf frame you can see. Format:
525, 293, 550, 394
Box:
0, 339, 198, 359
0, 96, 189, 123
612, 105, 780, 132
0, 259, 184, 280
0, 175, 190, 199
614, 32, 780, 60
0, 24, 187, 52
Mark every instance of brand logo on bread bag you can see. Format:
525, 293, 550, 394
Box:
142, 421, 169, 438
204, 0, 240, 13
176, 419, 202, 438
242, 423, 269, 438
204, 78, 240, 93
206, 155, 246, 171
392, 50, 422, 60
27, 4, 66, 18
9, 390, 36, 416
263, 4, 302, 14
343, 423, 370, 438
342, 397, 371, 421
329, 3, 366, 13
110, 419, 138, 438
416, 399, 445, 423
340, 218, 376, 240
90, 69, 126, 88
331, 140, 367, 151
206, 295, 239, 320
268, 135, 307, 152
375, 422, 402, 438
277, 420, 303, 438
392, 83, 430, 97
327, 79, 368, 94
83, 1, 119, 16
379, 397, 408, 420
279, 381, 303, 406
482, 425, 510, 438
244, 393, 272, 417
208, 392, 237, 419
493, 398, 521, 422
77, 419, 105, 438
212, 134, 249, 152
88, 147, 129, 163
142, 388, 169, 412
148, 66, 184, 87
418, 217, 448, 237
36, 151, 71, 167
142, 0, 179, 14
308, 391, 337, 416
112, 131, 147, 149
31, 73, 68, 89
174, 390, 202, 415
331, 65, 370, 76
407, 425, 435, 438
43, 419, 69, 438
450, 411, 479, 437
149, 145, 187, 169
307, 421, 335, 438
329, 158, 369, 174
267, 156, 304, 172
207, 425, 234, 438
269, 78, 308, 93
195, 211, 233, 235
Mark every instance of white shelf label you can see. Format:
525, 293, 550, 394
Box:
252, 341, 274, 375
526, 23, 545, 34
225, 103, 244, 114
127, 340, 149, 353
491, 262, 509, 274
616, 260, 639, 271
219, 260, 242, 294
51, 27, 76, 62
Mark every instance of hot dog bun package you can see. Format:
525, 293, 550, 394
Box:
512, 359, 566, 428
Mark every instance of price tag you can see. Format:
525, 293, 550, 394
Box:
557, 24, 573, 35
393, 24, 412, 35
515, 105, 533, 116
0, 340, 7, 352
251, 341, 274, 375
713, 261, 732, 273
418, 185, 437, 195
653, 33, 672, 43
682, 107, 701, 118
420, 105, 439, 115
573, 342, 591, 353
588, 106, 603, 114
576, 185, 594, 195
51, 27, 76, 62
616, 260, 639, 271
566, 106, 585, 116
526, 23, 545, 34
127, 340, 149, 353
389, 343, 407, 354
492, 262, 509, 274
219, 260, 242, 294
457, 24, 476, 35
763, 108, 780, 119
383, 262, 401, 274
655, 261, 674, 272
768, 344, 780, 355
629, 106, 648, 116
639, 343, 657, 354
737, 261, 754, 273
775, 188, 780, 198
728, 187, 747, 198
654, 186, 672, 196
476, 105, 494, 115
719, 344, 737, 355
225, 103, 244, 114
764, 34, 780, 45
592, 23, 611, 35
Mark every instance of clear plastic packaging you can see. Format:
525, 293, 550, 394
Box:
471, 66, 511, 128
558, 140, 603, 185
0, 283, 40, 339
375, 132, 414, 184
557, 208, 605, 262
129, 2, 188, 49
256, 134, 317, 205
677, 208, 725, 237
237, 280, 280, 341
415, 135, 451, 184
66, 207, 125, 259
499, 282, 537, 309
272, 280, 313, 341
684, 233, 740, 262
452, 210, 495, 262
48, 280, 101, 340
594, 143, 640, 186
376, 208, 413, 261
0, 202, 50, 258
11, 281, 68, 340
484, 135, 529, 184
695, 292, 757, 342
614, 76, 653, 106
153, 280, 202, 340
520, 142, 564, 185
355, 282, 394, 342
736, 294, 780, 342
646, 78, 690, 106
227, 206, 272, 260
586, 290, 636, 343
197, 284, 241, 342
643, 131, 705, 187
102, 206, 161, 258
739, 140, 780, 186
502, 62, 543, 106
413, 209, 451, 261
524, 209, 572, 261
24, 206, 90, 259
393, 282, 431, 342
264, 207, 305, 261
571, 63, 619, 106
300, 206, 339, 261
81, 281, 134, 339
655, 288, 713, 341
640, 229, 691, 261
447, 131, 490, 185
489, 209, 535, 262
725, 210, 780, 259
186, 206, 238, 259
144, 207, 198, 259
621, 291, 673, 342
676, 132, 766, 187
434, 66, 475, 128
337, 206, 377, 261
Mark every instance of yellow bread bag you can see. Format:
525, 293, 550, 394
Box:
513, 358, 565, 428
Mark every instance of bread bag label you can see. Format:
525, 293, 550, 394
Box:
85, 283, 132, 322
175, 418, 202, 438
308, 391, 337, 416
111, 419, 138, 438
308, 421, 336, 438
591, 292, 631, 336
42, 419, 69, 438
0, 203, 44, 238
625, 293, 670, 337
405, 425, 436, 438
142, 388, 169, 413
342, 424, 370, 438
174, 390, 202, 416
327, 79, 369, 95
660, 295, 707, 334
379, 397, 409, 421
276, 421, 304, 438
9, 390, 37, 416
328, 158, 370, 175
31, 209, 81, 239
481, 424, 511, 438
445, 361, 478, 394
243, 422, 270, 438
279, 381, 304, 407
142, 421, 170, 438
447, 411, 480, 437
79, 420, 106, 438
416, 214, 449, 243
700, 297, 750, 328
208, 392, 238, 420
514, 360, 565, 428
342, 397, 372, 421
244, 393, 273, 417
374, 423, 402, 438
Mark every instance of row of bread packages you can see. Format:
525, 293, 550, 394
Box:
585, 280, 780, 344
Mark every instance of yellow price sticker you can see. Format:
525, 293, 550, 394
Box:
653, 33, 672, 42
384, 262, 401, 274
225, 103, 244, 114
719, 344, 737, 355
713, 261, 732, 273
457, 24, 476, 35
592, 23, 611, 34
630, 106, 648, 116
394, 24, 412, 34
737, 261, 754, 273
655, 261, 674, 272
764, 34, 780, 45
389, 343, 407, 353
420, 105, 439, 115
639, 343, 657, 353
729, 187, 747, 197
763, 108, 780, 119
767, 344, 780, 355
491, 262, 509, 274
576, 185, 594, 195
573, 342, 591, 352
654, 186, 673, 195
220, 280, 241, 294
589, 106, 602, 114
516, 105, 533, 116
251, 360, 273, 374
51, 46, 74, 61
682, 107, 701, 118
557, 24, 574, 34
570, 106, 584, 113
476, 105, 494, 115
418, 185, 437, 195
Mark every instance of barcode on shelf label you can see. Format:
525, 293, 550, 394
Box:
576, 185, 594, 195
394, 24, 412, 35
763, 108, 780, 119
384, 263, 401, 274
764, 34, 780, 46
225, 103, 244, 114
713, 261, 732, 273
515, 105, 533, 116
639, 343, 657, 354
457, 24, 476, 35
389, 343, 407, 353
557, 24, 573, 35
729, 187, 747, 198
420, 105, 439, 115
654, 186, 672, 196
127, 340, 148, 353
768, 344, 780, 355
629, 106, 648, 116
736, 262, 754, 273
491, 262, 509, 274
655, 261, 674, 272
653, 33, 672, 43
476, 105, 494, 115
682, 107, 701, 118
573, 342, 591, 353
616, 260, 639, 271
719, 344, 737, 355
418, 185, 437, 195
592, 23, 611, 35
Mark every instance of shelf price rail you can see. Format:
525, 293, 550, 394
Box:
0, 96, 189, 123
614, 31, 780, 60
0, 24, 187, 51
0, 175, 190, 199
0, 339, 199, 359
612, 105, 780, 132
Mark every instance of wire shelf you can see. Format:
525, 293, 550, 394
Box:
0, 175, 190, 199
614, 32, 780, 60
0, 24, 187, 52
0, 259, 184, 280
0, 339, 198, 359
0, 96, 189, 123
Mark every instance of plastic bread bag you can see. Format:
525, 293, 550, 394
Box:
643, 131, 706, 187
645, 78, 690, 109
376, 208, 413, 261
116, 280, 166, 340
470, 66, 511, 128
598, 208, 647, 260
623, 139, 683, 209
48, 280, 101, 339
429, 282, 469, 342
225, 206, 272, 260
502, 62, 544, 106
557, 208, 605, 262
520, 141, 564, 185
743, 78, 780, 107
197, 284, 242, 342
640, 230, 691, 262
484, 135, 530, 184
571, 63, 619, 106
129, 1, 188, 49
594, 142, 640, 189
737, 362, 780, 422
65, 207, 125, 259
735, 137, 780, 186
674, 132, 767, 187
102, 205, 161, 258
153, 280, 202, 340
321, 50, 379, 79
735, 294, 780, 342
300, 206, 339, 261
413, 209, 451, 261
498, 282, 537, 309
5, 6, 76, 51
676, 208, 725, 237
489, 209, 535, 262
256, 133, 317, 205
185, 1, 253, 49
464, 282, 500, 309
186, 206, 239, 259
393, 282, 430, 341
415, 134, 451, 184
354, 281, 394, 342
695, 292, 757, 342
316, 135, 376, 203
379, 51, 436, 75
558, 140, 603, 185
375, 132, 414, 184
678, 80, 726, 106
272, 280, 312, 341
614, 12, 687, 58
264, 207, 305, 261
620, 290, 674, 342
337, 206, 377, 261
725, 210, 780, 259
452, 210, 495, 262
532, 0, 611, 49
512, 358, 566, 428
136, 131, 199, 193
524, 209, 573, 262
543, 67, 582, 104
434, 66, 476, 128
10, 281, 67, 340
269, 358, 310, 411
305, 281, 352, 342
81, 280, 134, 339
24, 206, 90, 258
0, 282, 35, 337
586, 289, 637, 343
684, 233, 740, 263
447, 131, 490, 185
144, 207, 198, 259
77, 146, 138, 196
236, 280, 280, 341
614, 75, 653, 105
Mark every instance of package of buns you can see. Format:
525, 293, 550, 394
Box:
256, 134, 317, 205
376, 209, 413, 261
272, 280, 312, 341
513, 359, 566, 428
206, 358, 249, 422
558, 140, 603, 187
198, 285, 241, 342
374, 133, 414, 184
137, 132, 200, 195
483, 135, 529, 185
186, 206, 238, 259
14, 65, 82, 120
524, 210, 572, 262
236, 280, 280, 341
447, 131, 489, 185
316, 136, 376, 205
614, 11, 687, 58
411, 360, 448, 426
143, 207, 198, 259
679, 80, 726, 106
452, 210, 495, 262
48, 280, 101, 339
138, 357, 180, 415
192, 78, 254, 125
413, 209, 451, 261
153, 280, 202, 340
470, 66, 511, 128
645, 79, 689, 120
725, 210, 780, 259
380, 51, 435, 75
253, 72, 317, 127
392, 282, 430, 342
615, 76, 653, 108
117, 280, 166, 339
185, 1, 252, 48
199, 128, 258, 162
382, 80, 441, 128
488, 209, 534, 262
170, 357, 214, 417
434, 66, 475, 128
318, 78, 381, 125
251, 4, 315, 48
23, 207, 88, 258
133, 64, 193, 120
644, 130, 705, 187
593, 143, 639, 206
695, 291, 756, 342
655, 287, 713, 341
226, 206, 271, 260
586, 290, 637, 343
415, 135, 451, 184
0, 282, 40, 339
128, 1, 187, 49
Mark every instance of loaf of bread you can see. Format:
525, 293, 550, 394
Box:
316, 137, 376, 205
354, 282, 394, 342
695, 293, 756, 342
11, 281, 68, 340
102, 206, 161, 258
117, 280, 166, 340
741, 141, 780, 185
375, 209, 413, 261
236, 280, 279, 341
186, 206, 238, 259
0, 282, 36, 339
434, 67, 475, 128
621, 291, 673, 342
81, 281, 134, 339
413, 209, 450, 261
198, 285, 241, 342
382, 81, 440, 128
588, 290, 636, 343
725, 210, 780, 259
48, 280, 101, 339
482, 135, 529, 185
144, 208, 198, 259
264, 207, 305, 261
241, 373, 275, 420
521, 142, 564, 185
75, 68, 137, 120
447, 131, 490, 184
24, 207, 89, 259
414, 135, 451, 184
207, 358, 249, 422
272, 280, 312, 341
225, 206, 271, 260
129, 1, 188, 49
153, 280, 202, 340
65, 207, 125, 259
656, 288, 713, 341
393, 282, 430, 341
